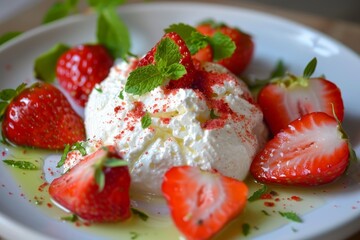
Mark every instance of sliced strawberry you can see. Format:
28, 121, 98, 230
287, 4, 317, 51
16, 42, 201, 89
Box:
250, 112, 350, 186
162, 166, 248, 240
49, 146, 131, 222
258, 77, 344, 135
56, 44, 114, 106
137, 32, 196, 89
1, 82, 85, 150
194, 21, 254, 75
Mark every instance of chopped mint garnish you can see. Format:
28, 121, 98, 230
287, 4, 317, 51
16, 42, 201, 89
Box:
0, 31, 22, 46
3, 160, 38, 170
130, 231, 139, 240
95, 86, 103, 93
57, 144, 71, 168
60, 214, 78, 222
119, 90, 124, 100
164, 23, 235, 60
141, 112, 152, 129
248, 185, 268, 202
261, 210, 270, 216
279, 211, 303, 223
104, 158, 127, 167
125, 37, 186, 95
303, 57, 317, 78
131, 208, 149, 221
242, 223, 251, 236
34, 43, 70, 83
42, 0, 79, 24
210, 109, 219, 119
71, 142, 87, 156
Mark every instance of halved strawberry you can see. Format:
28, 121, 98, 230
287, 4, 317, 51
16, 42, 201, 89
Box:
56, 44, 114, 107
1, 82, 85, 150
258, 58, 344, 135
137, 32, 196, 89
250, 112, 350, 186
193, 20, 254, 75
162, 166, 248, 240
49, 146, 131, 222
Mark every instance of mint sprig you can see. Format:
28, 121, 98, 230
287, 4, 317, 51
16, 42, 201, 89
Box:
125, 37, 186, 95
165, 23, 235, 61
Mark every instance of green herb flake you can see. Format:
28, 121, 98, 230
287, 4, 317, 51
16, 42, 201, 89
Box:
131, 208, 149, 221
34, 43, 70, 83
0, 31, 22, 46
248, 185, 268, 202
242, 223, 251, 236
279, 211, 303, 223
261, 210, 270, 216
210, 109, 219, 119
119, 90, 124, 100
60, 214, 78, 222
71, 142, 87, 156
3, 160, 38, 170
57, 144, 71, 168
303, 57, 317, 78
130, 231, 139, 240
141, 112, 152, 129
104, 158, 127, 167
95, 86, 103, 93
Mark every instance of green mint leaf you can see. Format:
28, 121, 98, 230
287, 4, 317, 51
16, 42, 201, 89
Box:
209, 32, 236, 61
164, 23, 208, 55
119, 90, 124, 100
163, 63, 186, 80
303, 57, 317, 78
104, 158, 127, 167
131, 208, 149, 221
61, 214, 78, 222
248, 185, 268, 202
125, 65, 164, 95
3, 160, 38, 170
57, 144, 71, 168
261, 210, 270, 216
210, 109, 219, 119
94, 165, 105, 192
95, 86, 103, 93
42, 0, 79, 24
242, 223, 251, 236
155, 37, 182, 69
141, 112, 152, 129
96, 8, 130, 59
279, 211, 303, 223
87, 0, 125, 11
0, 31, 22, 46
34, 43, 70, 83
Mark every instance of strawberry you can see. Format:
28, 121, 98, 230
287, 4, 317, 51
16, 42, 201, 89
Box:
250, 112, 350, 186
56, 44, 114, 107
162, 166, 248, 240
49, 146, 131, 222
193, 20, 254, 75
137, 32, 196, 89
1, 82, 85, 150
257, 58, 344, 135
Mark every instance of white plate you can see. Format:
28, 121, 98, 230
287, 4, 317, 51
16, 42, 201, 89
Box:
1, 2, 360, 240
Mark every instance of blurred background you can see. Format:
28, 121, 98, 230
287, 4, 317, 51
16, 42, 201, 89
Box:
0, 0, 359, 54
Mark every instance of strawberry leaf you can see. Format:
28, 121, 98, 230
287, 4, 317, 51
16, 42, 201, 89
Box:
303, 57, 317, 78
96, 8, 130, 59
60, 214, 78, 222
209, 32, 236, 61
104, 158, 127, 167
42, 0, 79, 24
94, 165, 105, 192
34, 43, 70, 83
141, 112, 152, 129
0, 31, 22, 46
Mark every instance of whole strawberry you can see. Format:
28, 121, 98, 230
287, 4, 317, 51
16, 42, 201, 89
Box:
56, 44, 114, 106
1, 82, 85, 150
49, 146, 131, 222
193, 20, 254, 75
